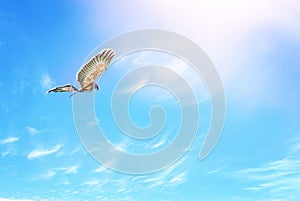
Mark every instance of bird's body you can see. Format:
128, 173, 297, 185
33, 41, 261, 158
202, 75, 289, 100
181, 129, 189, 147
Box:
47, 84, 78, 93
47, 48, 115, 97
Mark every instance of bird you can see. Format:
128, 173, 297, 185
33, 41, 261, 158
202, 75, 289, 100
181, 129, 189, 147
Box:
47, 48, 115, 97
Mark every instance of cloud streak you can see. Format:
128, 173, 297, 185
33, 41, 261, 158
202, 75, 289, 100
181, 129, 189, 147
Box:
132, 156, 190, 189
38, 170, 57, 180
237, 154, 300, 199
207, 167, 225, 175
0, 198, 32, 201
27, 144, 63, 159
83, 179, 100, 186
1, 150, 10, 158
57, 166, 79, 174
40, 73, 55, 91
26, 126, 40, 136
92, 165, 108, 173
0, 137, 19, 145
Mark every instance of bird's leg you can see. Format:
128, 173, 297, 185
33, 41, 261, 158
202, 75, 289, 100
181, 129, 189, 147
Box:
69, 85, 82, 97
69, 91, 79, 98
69, 82, 93, 98
71, 85, 78, 92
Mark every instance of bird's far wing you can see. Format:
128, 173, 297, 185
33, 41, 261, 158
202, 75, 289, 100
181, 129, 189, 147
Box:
76, 49, 115, 89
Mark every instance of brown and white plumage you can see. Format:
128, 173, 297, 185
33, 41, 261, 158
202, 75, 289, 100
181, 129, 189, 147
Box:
47, 48, 115, 97
76, 48, 115, 91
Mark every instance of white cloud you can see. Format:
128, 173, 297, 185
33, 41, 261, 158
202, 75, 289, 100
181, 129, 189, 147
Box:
132, 156, 190, 189
168, 171, 188, 185
39, 170, 56, 179
151, 140, 165, 149
83, 179, 100, 186
0, 137, 19, 145
27, 144, 63, 159
117, 78, 149, 95
108, 139, 133, 153
115, 51, 209, 106
133, 51, 151, 65
287, 136, 300, 154
238, 157, 300, 199
68, 146, 83, 155
34, 165, 78, 181
235, 138, 300, 200
93, 165, 108, 173
290, 143, 300, 154
145, 132, 169, 149
40, 73, 55, 90
58, 166, 79, 174
207, 167, 225, 175
1, 150, 10, 158
26, 126, 40, 135
239, 158, 300, 174
0, 198, 32, 201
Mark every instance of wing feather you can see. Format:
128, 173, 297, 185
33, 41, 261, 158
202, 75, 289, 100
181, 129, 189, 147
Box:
76, 49, 115, 89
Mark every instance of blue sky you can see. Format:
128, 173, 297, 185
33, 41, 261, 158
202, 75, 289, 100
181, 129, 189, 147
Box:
1, 0, 300, 200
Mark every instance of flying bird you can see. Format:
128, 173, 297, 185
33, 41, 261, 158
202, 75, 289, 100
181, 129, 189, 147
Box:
47, 48, 115, 97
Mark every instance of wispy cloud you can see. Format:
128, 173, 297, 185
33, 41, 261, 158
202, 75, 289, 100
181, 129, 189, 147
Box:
38, 170, 56, 179
116, 78, 149, 95
168, 171, 188, 185
34, 165, 79, 181
1, 150, 10, 158
57, 165, 79, 174
151, 139, 165, 149
132, 51, 151, 65
145, 131, 169, 150
238, 156, 300, 199
207, 166, 225, 175
25, 126, 41, 136
40, 73, 55, 90
132, 156, 190, 189
0, 137, 19, 145
0, 198, 32, 201
117, 52, 208, 106
27, 144, 63, 159
83, 179, 100, 186
78, 156, 191, 199
287, 136, 300, 154
92, 165, 108, 173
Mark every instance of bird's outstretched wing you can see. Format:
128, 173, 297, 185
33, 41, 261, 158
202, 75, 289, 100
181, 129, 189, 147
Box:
47, 84, 77, 93
76, 49, 115, 91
